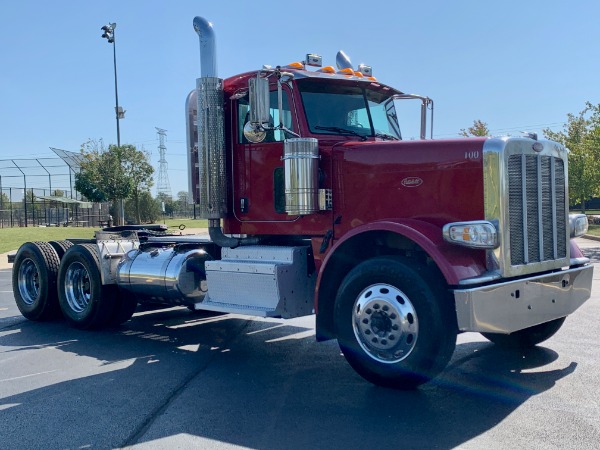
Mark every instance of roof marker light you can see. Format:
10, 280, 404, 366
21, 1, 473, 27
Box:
338, 67, 354, 76
286, 62, 304, 69
317, 65, 336, 73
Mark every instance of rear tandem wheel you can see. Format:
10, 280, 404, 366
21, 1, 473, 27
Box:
12, 241, 62, 321
48, 240, 74, 259
57, 243, 117, 329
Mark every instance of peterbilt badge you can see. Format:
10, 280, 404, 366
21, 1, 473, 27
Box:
401, 177, 423, 188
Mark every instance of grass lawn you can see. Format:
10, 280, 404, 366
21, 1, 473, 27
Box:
0, 219, 209, 254
0, 227, 99, 254
161, 218, 209, 229
586, 224, 600, 237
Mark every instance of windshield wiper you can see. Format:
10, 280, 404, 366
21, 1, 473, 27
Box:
315, 126, 368, 141
374, 132, 400, 141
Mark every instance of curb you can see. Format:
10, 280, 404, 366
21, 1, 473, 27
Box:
582, 234, 600, 242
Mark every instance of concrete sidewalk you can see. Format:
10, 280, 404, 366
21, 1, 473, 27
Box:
1, 252, 13, 270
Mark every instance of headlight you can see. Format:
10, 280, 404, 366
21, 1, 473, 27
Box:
443, 221, 499, 249
569, 214, 588, 238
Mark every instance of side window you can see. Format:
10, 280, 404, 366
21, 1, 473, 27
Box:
269, 90, 294, 141
237, 98, 250, 144
237, 89, 294, 144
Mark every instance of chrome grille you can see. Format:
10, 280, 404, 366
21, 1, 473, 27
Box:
508, 154, 566, 266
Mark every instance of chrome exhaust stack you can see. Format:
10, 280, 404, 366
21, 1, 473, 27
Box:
185, 89, 199, 204
193, 16, 226, 219
192, 16, 258, 247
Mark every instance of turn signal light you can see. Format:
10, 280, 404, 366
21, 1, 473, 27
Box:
443, 221, 499, 249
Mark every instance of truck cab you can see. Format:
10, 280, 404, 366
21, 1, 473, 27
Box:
11, 15, 593, 390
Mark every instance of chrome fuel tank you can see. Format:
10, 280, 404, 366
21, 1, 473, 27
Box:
116, 245, 210, 305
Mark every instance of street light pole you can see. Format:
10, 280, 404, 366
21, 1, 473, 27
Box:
111, 28, 121, 147
101, 23, 122, 146
101, 22, 125, 224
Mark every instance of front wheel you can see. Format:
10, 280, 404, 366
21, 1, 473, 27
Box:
481, 317, 566, 348
334, 256, 457, 389
58, 244, 116, 329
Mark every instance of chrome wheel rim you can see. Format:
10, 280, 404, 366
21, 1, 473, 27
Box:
352, 283, 418, 364
18, 258, 40, 306
64, 262, 91, 314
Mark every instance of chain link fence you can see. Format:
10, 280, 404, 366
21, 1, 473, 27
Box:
0, 151, 110, 228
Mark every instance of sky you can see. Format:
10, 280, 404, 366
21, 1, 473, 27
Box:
1, 0, 599, 197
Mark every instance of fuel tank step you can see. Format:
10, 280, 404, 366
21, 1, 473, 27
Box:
201, 245, 315, 318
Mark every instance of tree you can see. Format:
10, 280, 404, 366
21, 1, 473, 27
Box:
460, 119, 490, 137
122, 146, 154, 223
0, 192, 10, 224
175, 190, 190, 217
156, 192, 175, 217
125, 191, 161, 223
0, 192, 9, 207
75, 140, 154, 224
544, 102, 600, 212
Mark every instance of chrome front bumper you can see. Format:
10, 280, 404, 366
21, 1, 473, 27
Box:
453, 265, 593, 334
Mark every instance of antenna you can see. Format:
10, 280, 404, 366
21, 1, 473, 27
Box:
155, 127, 172, 199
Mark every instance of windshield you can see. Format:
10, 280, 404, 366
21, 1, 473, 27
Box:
298, 80, 401, 140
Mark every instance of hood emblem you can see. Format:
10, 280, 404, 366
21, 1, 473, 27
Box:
532, 142, 544, 152
401, 177, 423, 188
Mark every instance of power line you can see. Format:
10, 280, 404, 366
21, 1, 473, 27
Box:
155, 127, 172, 199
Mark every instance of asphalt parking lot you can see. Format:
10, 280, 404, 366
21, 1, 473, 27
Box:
1, 240, 599, 449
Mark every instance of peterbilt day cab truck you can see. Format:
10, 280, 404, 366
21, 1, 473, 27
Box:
11, 16, 593, 389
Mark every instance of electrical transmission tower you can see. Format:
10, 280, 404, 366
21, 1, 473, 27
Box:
155, 127, 172, 199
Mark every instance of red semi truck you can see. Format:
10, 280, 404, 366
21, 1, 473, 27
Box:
11, 16, 593, 389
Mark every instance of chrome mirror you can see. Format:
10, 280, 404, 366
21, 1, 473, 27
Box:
249, 74, 270, 125
243, 121, 266, 143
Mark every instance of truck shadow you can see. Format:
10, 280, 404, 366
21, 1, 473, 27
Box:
0, 306, 578, 449
581, 247, 600, 264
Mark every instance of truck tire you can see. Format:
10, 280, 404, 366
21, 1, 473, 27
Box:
48, 240, 74, 259
481, 317, 566, 348
334, 256, 457, 389
57, 244, 116, 329
12, 241, 62, 321
107, 290, 138, 327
